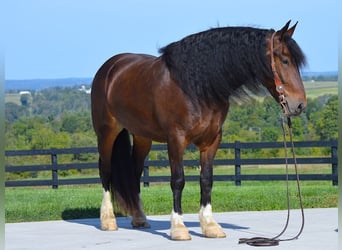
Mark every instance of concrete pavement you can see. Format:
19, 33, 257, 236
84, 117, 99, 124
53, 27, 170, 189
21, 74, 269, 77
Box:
5, 208, 337, 250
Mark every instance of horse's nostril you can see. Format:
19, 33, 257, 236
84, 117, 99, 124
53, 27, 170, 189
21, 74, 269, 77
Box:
297, 103, 305, 112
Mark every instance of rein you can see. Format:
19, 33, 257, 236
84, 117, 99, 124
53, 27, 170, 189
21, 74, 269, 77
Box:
239, 116, 305, 247
238, 32, 305, 247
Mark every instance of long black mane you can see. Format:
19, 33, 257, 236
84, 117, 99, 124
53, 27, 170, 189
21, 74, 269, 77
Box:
159, 26, 306, 105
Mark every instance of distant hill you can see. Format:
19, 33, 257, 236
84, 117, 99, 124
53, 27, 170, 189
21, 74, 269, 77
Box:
301, 71, 338, 81
5, 78, 93, 91
4, 71, 337, 91
301, 71, 338, 77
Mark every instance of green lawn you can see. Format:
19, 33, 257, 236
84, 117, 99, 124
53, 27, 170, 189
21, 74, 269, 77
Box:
5, 178, 337, 223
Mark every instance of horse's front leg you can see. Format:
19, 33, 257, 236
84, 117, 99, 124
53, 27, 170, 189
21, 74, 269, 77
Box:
167, 137, 191, 241
199, 132, 226, 238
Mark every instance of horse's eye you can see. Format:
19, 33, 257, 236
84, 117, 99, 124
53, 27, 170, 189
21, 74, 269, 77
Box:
282, 59, 289, 65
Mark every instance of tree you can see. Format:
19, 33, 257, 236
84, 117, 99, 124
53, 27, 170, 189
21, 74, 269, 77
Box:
60, 112, 92, 134
261, 127, 280, 142
5, 103, 29, 123
30, 128, 71, 150
311, 95, 338, 140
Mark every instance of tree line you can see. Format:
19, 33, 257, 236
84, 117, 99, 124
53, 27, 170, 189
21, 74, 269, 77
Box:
6, 87, 93, 150
5, 85, 338, 151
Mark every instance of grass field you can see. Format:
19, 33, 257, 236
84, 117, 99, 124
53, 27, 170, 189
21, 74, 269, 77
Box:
5, 165, 337, 223
303, 81, 338, 98
5, 93, 22, 105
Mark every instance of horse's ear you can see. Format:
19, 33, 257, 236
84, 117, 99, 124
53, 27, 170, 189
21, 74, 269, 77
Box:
276, 20, 291, 40
286, 21, 298, 37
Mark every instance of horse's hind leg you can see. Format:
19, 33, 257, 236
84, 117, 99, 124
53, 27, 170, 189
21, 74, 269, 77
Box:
100, 184, 117, 231
131, 135, 152, 228
98, 126, 122, 231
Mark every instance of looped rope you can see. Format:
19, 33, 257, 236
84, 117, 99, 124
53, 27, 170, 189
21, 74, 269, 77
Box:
239, 237, 279, 247
238, 116, 305, 247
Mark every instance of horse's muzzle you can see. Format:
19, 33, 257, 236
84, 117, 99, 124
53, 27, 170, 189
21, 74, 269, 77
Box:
283, 101, 306, 117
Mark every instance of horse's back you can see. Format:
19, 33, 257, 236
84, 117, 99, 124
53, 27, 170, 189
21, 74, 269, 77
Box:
92, 53, 157, 88
91, 53, 158, 110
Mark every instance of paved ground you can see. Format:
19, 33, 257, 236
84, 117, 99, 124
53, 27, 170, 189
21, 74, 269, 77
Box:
5, 208, 337, 250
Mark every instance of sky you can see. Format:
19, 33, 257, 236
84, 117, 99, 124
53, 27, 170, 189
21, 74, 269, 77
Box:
3, 0, 338, 80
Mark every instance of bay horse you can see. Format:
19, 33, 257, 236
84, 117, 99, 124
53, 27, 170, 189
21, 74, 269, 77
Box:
91, 20, 306, 240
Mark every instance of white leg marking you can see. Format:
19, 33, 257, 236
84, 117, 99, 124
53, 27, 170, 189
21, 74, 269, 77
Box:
100, 189, 117, 230
171, 210, 185, 227
199, 204, 226, 238
199, 204, 215, 224
170, 210, 191, 240
101, 189, 114, 219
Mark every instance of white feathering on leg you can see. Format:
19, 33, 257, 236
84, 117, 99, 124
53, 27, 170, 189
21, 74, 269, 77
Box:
100, 189, 117, 230
199, 204, 214, 224
171, 210, 185, 226
101, 190, 113, 218
170, 210, 191, 240
199, 204, 226, 238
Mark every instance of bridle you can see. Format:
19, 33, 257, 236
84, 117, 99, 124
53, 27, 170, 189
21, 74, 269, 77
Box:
270, 32, 289, 116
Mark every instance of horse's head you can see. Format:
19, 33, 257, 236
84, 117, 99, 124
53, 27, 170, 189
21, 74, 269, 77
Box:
266, 20, 307, 117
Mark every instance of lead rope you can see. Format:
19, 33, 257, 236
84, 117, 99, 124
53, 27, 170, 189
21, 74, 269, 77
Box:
238, 116, 305, 247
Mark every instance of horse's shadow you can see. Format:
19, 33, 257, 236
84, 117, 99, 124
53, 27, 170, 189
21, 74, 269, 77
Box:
62, 208, 249, 240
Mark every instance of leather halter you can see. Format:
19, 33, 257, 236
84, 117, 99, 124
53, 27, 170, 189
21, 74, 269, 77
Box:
270, 32, 288, 114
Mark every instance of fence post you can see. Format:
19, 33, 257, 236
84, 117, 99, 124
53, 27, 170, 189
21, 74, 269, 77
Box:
331, 144, 338, 186
235, 141, 241, 186
51, 149, 58, 189
143, 165, 150, 187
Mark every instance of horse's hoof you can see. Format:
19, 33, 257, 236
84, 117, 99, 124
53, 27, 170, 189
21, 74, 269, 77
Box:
170, 224, 191, 241
131, 220, 151, 229
202, 222, 226, 238
101, 220, 118, 231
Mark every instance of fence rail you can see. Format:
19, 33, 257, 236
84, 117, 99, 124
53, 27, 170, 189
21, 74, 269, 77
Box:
5, 140, 338, 188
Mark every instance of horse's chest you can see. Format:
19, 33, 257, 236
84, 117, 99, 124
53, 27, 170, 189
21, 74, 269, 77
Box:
189, 112, 225, 147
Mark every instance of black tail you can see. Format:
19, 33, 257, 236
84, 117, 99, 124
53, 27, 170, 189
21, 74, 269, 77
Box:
110, 129, 140, 214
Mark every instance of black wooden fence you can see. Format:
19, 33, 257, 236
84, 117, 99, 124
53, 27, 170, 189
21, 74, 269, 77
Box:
5, 140, 338, 188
